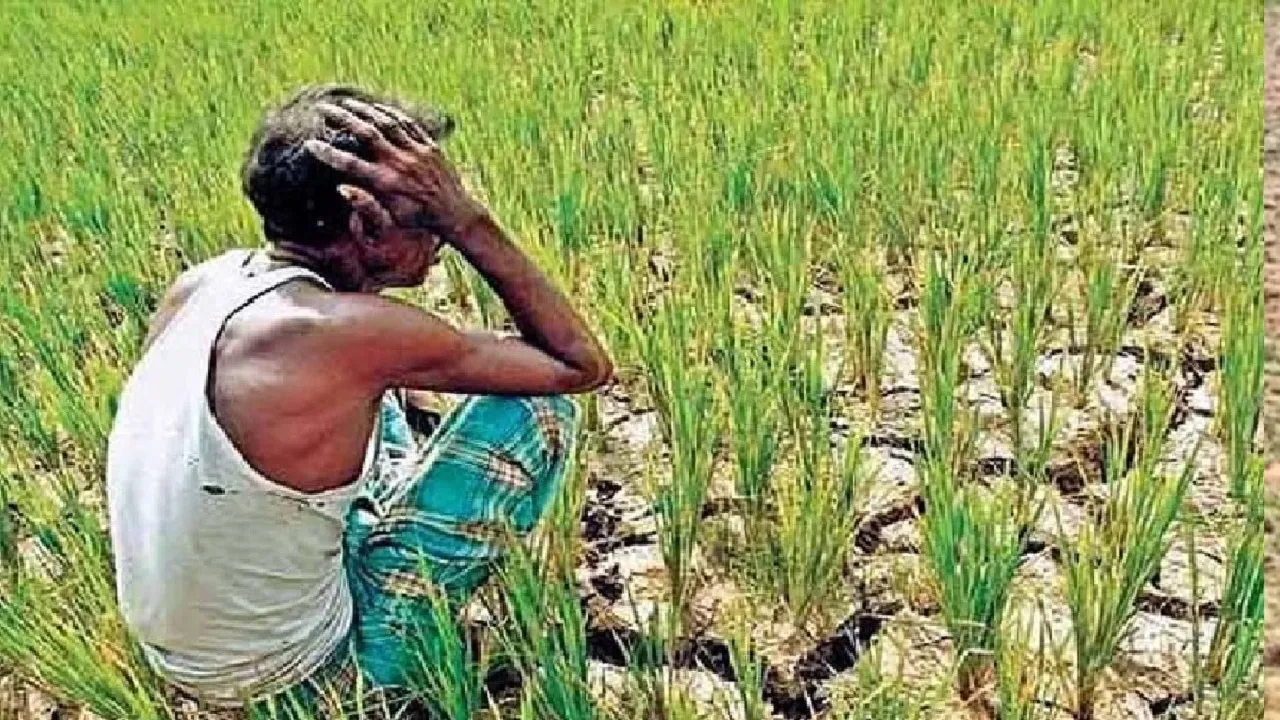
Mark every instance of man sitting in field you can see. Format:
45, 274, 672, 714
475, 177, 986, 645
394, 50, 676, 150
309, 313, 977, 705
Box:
105, 84, 612, 717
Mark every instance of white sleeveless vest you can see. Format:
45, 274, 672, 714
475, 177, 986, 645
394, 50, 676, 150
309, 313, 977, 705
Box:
106, 248, 382, 707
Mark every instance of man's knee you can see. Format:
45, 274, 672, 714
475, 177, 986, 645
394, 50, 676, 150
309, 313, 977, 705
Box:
466, 394, 579, 467
526, 394, 580, 464
463, 395, 578, 529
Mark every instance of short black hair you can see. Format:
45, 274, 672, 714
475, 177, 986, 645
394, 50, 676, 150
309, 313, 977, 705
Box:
241, 84, 455, 246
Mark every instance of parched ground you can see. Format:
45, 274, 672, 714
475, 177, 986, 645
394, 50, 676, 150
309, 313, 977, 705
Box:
3, 260, 1266, 720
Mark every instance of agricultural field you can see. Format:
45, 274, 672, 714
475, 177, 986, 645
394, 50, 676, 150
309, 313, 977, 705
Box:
0, 1, 1267, 719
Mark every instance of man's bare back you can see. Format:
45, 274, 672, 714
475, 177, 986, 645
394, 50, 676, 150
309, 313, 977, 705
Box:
144, 257, 389, 494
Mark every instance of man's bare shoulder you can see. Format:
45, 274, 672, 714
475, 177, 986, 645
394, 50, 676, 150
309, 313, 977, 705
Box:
141, 262, 218, 352
153, 251, 245, 320
276, 286, 468, 389
282, 284, 432, 330
248, 284, 451, 364
167, 261, 215, 305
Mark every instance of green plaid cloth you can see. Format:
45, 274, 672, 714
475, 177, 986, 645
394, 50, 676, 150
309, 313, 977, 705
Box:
249, 392, 579, 719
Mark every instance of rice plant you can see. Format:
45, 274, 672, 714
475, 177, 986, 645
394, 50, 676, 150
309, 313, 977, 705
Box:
917, 249, 1028, 706
634, 297, 721, 623
762, 366, 867, 623
611, 603, 699, 720
1206, 461, 1264, 720
838, 247, 892, 419
983, 228, 1058, 475
1060, 368, 1195, 720
827, 654, 944, 720
0, 490, 170, 720
917, 250, 979, 472
1169, 180, 1235, 335
718, 331, 783, 515
919, 457, 1031, 707
722, 614, 769, 720
493, 543, 599, 720
994, 593, 1067, 720
398, 578, 490, 720
1217, 255, 1263, 502
1066, 235, 1141, 404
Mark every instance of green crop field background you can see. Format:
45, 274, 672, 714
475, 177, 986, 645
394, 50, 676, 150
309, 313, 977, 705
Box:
0, 1, 1265, 719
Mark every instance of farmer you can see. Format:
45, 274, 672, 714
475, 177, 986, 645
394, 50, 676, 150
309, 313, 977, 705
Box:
105, 84, 612, 717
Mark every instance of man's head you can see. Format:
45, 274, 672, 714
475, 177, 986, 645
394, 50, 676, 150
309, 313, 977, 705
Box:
241, 84, 455, 288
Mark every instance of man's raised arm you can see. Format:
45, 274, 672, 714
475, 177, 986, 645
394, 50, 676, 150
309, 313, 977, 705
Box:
443, 210, 612, 386
304, 98, 613, 397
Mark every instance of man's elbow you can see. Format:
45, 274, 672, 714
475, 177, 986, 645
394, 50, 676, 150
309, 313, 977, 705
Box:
563, 354, 614, 394
588, 355, 615, 389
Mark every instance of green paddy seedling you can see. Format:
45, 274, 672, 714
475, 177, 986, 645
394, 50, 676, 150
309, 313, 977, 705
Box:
493, 543, 598, 720
394, 572, 490, 720
994, 595, 1064, 720
766, 359, 867, 622
719, 332, 783, 515
723, 615, 769, 720
827, 653, 943, 720
0, 497, 170, 720
838, 248, 892, 419
1170, 179, 1236, 335
983, 221, 1058, 473
918, 248, 1028, 704
1207, 462, 1264, 717
917, 251, 979, 472
634, 297, 721, 623
1217, 256, 1263, 502
920, 459, 1027, 706
1061, 369, 1195, 720
1067, 235, 1141, 405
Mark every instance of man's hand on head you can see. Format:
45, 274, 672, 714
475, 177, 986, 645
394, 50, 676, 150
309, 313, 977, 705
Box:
301, 92, 613, 396
336, 184, 394, 242
304, 99, 490, 244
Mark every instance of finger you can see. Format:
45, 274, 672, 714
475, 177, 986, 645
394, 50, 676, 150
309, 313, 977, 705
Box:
303, 139, 399, 191
337, 184, 394, 236
315, 102, 397, 155
347, 204, 368, 242
338, 98, 414, 148
373, 103, 439, 153
373, 102, 429, 144
341, 99, 397, 130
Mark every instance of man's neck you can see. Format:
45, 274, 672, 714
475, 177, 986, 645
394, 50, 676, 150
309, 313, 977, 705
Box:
261, 241, 368, 293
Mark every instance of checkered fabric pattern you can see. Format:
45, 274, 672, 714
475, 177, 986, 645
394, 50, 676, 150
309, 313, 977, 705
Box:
248, 392, 580, 719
